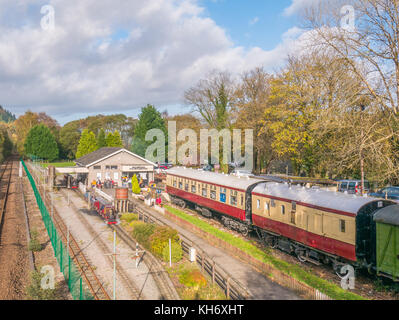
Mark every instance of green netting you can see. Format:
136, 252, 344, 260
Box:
21, 159, 94, 300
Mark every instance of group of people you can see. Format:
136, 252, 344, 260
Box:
91, 178, 117, 189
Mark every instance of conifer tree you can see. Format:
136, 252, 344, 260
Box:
131, 174, 141, 194
76, 129, 97, 158
24, 124, 59, 161
97, 129, 106, 148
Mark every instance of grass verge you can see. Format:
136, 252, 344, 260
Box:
165, 205, 365, 300
40, 162, 75, 168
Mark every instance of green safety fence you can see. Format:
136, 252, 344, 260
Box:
21, 159, 94, 300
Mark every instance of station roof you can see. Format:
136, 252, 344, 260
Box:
253, 182, 389, 216
75, 147, 156, 168
167, 167, 262, 191
374, 205, 399, 226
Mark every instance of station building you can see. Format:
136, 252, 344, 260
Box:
74, 147, 156, 187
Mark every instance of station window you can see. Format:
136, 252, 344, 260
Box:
93, 166, 101, 170
210, 190, 216, 200
281, 205, 285, 215
111, 165, 118, 170
105, 165, 111, 169
340, 220, 346, 233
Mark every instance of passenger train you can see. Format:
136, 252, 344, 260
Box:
165, 167, 399, 279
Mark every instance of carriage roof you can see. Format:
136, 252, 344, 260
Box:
167, 167, 262, 191
374, 205, 399, 226
252, 182, 388, 215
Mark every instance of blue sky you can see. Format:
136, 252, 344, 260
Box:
200, 0, 298, 50
0, 0, 305, 125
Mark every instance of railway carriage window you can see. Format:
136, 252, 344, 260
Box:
265, 202, 270, 215
202, 188, 207, 197
173, 180, 177, 187
291, 212, 296, 224
241, 194, 244, 206
257, 199, 260, 209
271, 199, 276, 207
185, 183, 189, 191
191, 185, 196, 193
281, 205, 285, 215
340, 220, 346, 233
292, 201, 297, 212
230, 195, 237, 206
179, 182, 183, 189
210, 190, 216, 200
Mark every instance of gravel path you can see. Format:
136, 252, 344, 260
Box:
0, 160, 30, 299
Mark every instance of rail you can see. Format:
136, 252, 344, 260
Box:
24, 161, 111, 300
0, 160, 13, 241
111, 223, 180, 300
132, 201, 251, 300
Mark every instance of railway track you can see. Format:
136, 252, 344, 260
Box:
27, 162, 110, 300
71, 189, 180, 300
111, 223, 180, 300
167, 203, 398, 300
63, 189, 145, 300
0, 160, 13, 242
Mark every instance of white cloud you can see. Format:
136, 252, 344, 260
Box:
283, 0, 321, 16
0, 0, 303, 121
249, 17, 259, 26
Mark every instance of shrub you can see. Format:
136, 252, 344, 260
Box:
120, 213, 138, 224
149, 226, 180, 258
131, 174, 141, 194
179, 267, 207, 289
161, 241, 183, 263
131, 222, 156, 250
28, 229, 42, 252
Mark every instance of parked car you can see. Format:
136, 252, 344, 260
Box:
160, 163, 173, 169
231, 169, 253, 177
337, 180, 370, 194
369, 186, 399, 201
201, 164, 214, 172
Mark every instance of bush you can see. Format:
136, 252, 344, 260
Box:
161, 241, 183, 263
149, 226, 180, 258
28, 229, 42, 252
131, 174, 141, 194
131, 222, 156, 250
179, 267, 207, 289
120, 213, 138, 224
